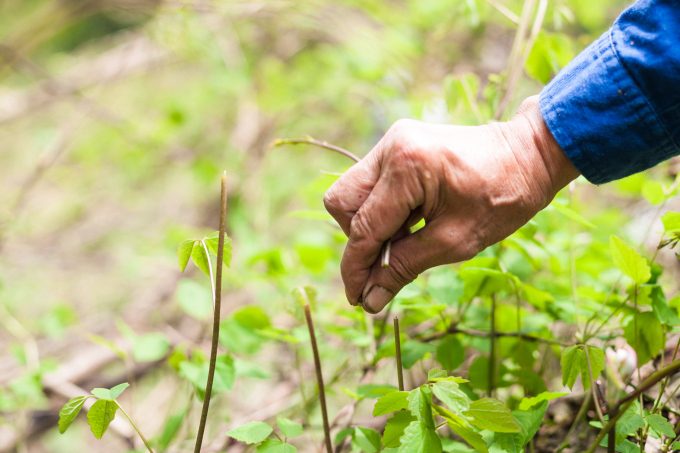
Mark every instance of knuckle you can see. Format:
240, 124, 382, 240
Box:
323, 188, 340, 213
386, 253, 417, 287
349, 210, 373, 242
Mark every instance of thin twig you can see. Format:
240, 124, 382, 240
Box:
116, 402, 154, 453
420, 324, 567, 346
272, 137, 360, 163
586, 359, 680, 453
304, 304, 332, 453
394, 317, 404, 391
194, 172, 228, 453
488, 294, 497, 397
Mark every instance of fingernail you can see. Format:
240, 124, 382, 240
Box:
363, 286, 393, 314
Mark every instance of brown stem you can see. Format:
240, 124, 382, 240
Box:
304, 304, 332, 453
420, 324, 567, 346
272, 137, 360, 163
194, 172, 228, 453
394, 317, 404, 391
586, 359, 680, 453
488, 294, 496, 397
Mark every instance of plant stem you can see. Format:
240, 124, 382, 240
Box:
304, 304, 332, 453
116, 402, 154, 453
394, 317, 404, 391
272, 137, 360, 163
586, 359, 680, 453
193, 172, 228, 453
488, 294, 496, 397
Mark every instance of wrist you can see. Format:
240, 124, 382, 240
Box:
514, 96, 579, 196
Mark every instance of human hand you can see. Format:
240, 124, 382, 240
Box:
323, 96, 579, 313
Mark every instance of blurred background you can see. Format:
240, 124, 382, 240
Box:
1, 0, 677, 452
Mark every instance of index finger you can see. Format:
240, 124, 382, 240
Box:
323, 150, 380, 236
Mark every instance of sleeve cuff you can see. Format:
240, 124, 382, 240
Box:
539, 29, 677, 184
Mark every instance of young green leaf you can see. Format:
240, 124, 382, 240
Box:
624, 312, 664, 365
431, 380, 470, 413
560, 345, 582, 389
87, 399, 118, 439
397, 420, 442, 453
646, 413, 675, 438
177, 240, 195, 272
610, 235, 651, 284
382, 410, 415, 448
58, 395, 88, 433
518, 391, 567, 411
661, 211, 680, 234
256, 439, 297, 453
191, 242, 211, 276
352, 427, 380, 453
435, 335, 465, 371
227, 421, 273, 444
464, 398, 521, 433
373, 391, 409, 416
276, 417, 303, 438
109, 382, 129, 400
407, 386, 435, 429
205, 233, 232, 268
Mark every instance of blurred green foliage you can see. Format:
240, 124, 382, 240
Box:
1, 0, 678, 452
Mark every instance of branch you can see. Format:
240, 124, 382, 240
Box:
420, 324, 567, 346
394, 317, 404, 391
586, 359, 680, 453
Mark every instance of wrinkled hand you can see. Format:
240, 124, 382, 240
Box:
323, 96, 579, 313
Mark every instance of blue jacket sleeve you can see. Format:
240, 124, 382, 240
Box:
539, 0, 680, 184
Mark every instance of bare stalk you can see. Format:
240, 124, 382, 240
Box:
116, 402, 154, 453
304, 304, 332, 453
272, 137, 360, 163
194, 172, 228, 453
394, 317, 404, 391
488, 294, 497, 397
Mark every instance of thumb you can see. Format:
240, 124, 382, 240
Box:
360, 222, 477, 313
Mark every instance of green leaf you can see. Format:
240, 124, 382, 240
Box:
191, 242, 211, 276
642, 180, 665, 205
584, 346, 605, 389
446, 418, 488, 453
610, 235, 651, 284
87, 399, 118, 439
179, 354, 235, 397
352, 427, 380, 453
624, 312, 664, 365
58, 395, 88, 433
155, 409, 186, 450
227, 421, 273, 444
464, 398, 520, 433
560, 345, 581, 389
407, 386, 435, 429
205, 233, 232, 268
382, 410, 415, 448
646, 413, 675, 438
177, 240, 195, 272
176, 279, 212, 321
109, 382, 129, 400
525, 32, 574, 84
401, 341, 435, 369
432, 380, 470, 413
276, 417, 303, 438
436, 335, 465, 371
233, 306, 271, 330
661, 211, 680, 234
132, 333, 170, 362
256, 439, 297, 453
374, 391, 409, 416
518, 391, 567, 411
398, 420, 442, 453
